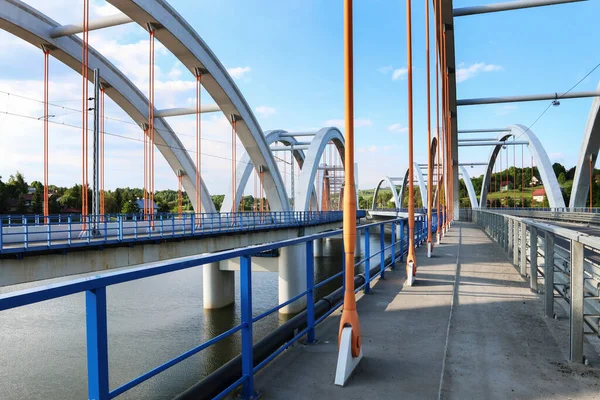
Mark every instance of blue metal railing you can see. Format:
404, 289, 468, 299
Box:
0, 212, 441, 400
0, 210, 364, 255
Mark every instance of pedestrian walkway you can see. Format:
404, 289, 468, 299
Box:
254, 222, 600, 399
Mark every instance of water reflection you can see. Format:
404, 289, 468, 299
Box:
0, 229, 393, 400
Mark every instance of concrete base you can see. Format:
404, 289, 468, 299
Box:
203, 262, 234, 309
278, 244, 307, 314
334, 327, 363, 386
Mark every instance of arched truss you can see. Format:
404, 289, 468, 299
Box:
479, 125, 565, 208
570, 82, 600, 208
433, 174, 443, 208
0, 0, 217, 212
106, 0, 289, 211
459, 166, 479, 208
371, 177, 401, 210
398, 163, 427, 208
295, 127, 344, 211
221, 130, 318, 212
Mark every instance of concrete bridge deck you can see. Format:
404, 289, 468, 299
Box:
254, 222, 600, 399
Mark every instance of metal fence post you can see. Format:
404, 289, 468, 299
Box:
391, 221, 396, 268
570, 240, 584, 363
399, 219, 404, 262
513, 221, 519, 266
520, 222, 527, 275
504, 219, 509, 252
530, 226, 538, 291
364, 228, 371, 293
240, 255, 258, 398
380, 224, 385, 280
85, 287, 109, 400
544, 232, 555, 318
305, 241, 316, 343
0, 218, 2, 251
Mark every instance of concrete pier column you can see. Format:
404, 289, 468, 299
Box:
279, 244, 307, 314
314, 238, 324, 257
203, 262, 235, 309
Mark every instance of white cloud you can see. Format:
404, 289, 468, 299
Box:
456, 62, 502, 83
357, 145, 377, 153
496, 104, 518, 116
255, 106, 276, 118
227, 66, 251, 79
378, 65, 393, 74
324, 119, 373, 128
548, 152, 565, 163
392, 68, 408, 81
388, 123, 408, 134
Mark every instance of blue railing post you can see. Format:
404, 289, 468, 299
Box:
47, 220, 51, 247
391, 221, 396, 269
305, 241, 316, 343
85, 287, 109, 400
0, 218, 3, 251
240, 255, 258, 399
380, 223, 385, 280
364, 228, 370, 293
399, 219, 404, 261
117, 215, 123, 242
68, 215, 72, 245
191, 213, 196, 235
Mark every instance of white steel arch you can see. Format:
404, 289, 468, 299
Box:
459, 166, 479, 208
570, 82, 600, 208
371, 177, 401, 209
479, 125, 565, 208
398, 163, 428, 208
295, 127, 344, 211
107, 0, 289, 211
0, 0, 218, 212
221, 130, 306, 213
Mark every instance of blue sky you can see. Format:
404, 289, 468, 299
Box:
0, 0, 598, 196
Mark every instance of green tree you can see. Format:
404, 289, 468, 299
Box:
558, 172, 566, 185
211, 194, 224, 212
31, 188, 43, 214
122, 200, 139, 214
16, 193, 27, 213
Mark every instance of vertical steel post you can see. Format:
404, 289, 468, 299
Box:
306, 241, 316, 343
520, 222, 527, 276
530, 226, 538, 291
399, 219, 404, 261
380, 224, 385, 280
544, 232, 555, 318
240, 255, 257, 398
570, 240, 584, 363
85, 287, 109, 400
364, 228, 371, 293
391, 221, 396, 268
513, 220, 519, 266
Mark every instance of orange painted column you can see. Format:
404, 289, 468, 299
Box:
425, 0, 433, 254
406, 0, 417, 277
338, 0, 361, 357
43, 47, 50, 220
81, 0, 89, 227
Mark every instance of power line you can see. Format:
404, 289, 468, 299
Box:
514, 61, 600, 141
0, 108, 295, 176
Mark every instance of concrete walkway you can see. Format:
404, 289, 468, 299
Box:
254, 222, 600, 399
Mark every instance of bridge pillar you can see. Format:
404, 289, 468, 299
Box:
203, 263, 235, 309
279, 244, 307, 314
314, 238, 324, 257
355, 230, 362, 257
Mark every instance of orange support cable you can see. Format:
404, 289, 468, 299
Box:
521, 144, 524, 208
406, 0, 417, 278
195, 70, 203, 220
81, 0, 89, 226
43, 47, 50, 220
590, 155, 593, 211
149, 28, 155, 221
231, 117, 237, 213
338, 0, 361, 358
178, 173, 183, 214
100, 88, 105, 217
425, 0, 433, 252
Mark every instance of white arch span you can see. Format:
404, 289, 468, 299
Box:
107, 0, 289, 211
459, 166, 479, 208
0, 0, 218, 212
371, 177, 401, 209
479, 125, 565, 208
295, 127, 344, 211
570, 82, 600, 208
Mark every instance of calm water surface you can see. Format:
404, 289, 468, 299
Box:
0, 231, 393, 399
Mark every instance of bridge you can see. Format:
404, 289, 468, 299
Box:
1, 0, 600, 399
